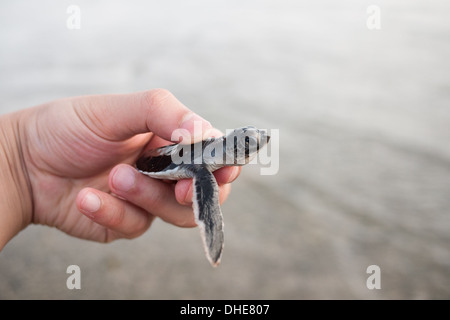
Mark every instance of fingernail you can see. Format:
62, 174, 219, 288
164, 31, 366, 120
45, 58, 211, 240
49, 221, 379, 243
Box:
112, 166, 136, 192
180, 113, 213, 141
81, 192, 101, 213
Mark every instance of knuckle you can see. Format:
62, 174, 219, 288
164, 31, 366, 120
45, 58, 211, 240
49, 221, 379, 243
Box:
128, 217, 153, 238
103, 229, 117, 243
107, 205, 126, 228
144, 88, 173, 108
135, 178, 168, 211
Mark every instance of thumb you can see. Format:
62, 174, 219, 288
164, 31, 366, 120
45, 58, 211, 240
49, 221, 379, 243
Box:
73, 88, 213, 142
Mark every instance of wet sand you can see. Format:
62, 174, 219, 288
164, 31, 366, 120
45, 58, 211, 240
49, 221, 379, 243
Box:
0, 0, 449, 299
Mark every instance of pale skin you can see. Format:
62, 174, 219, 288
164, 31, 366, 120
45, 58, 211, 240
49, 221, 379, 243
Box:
0, 89, 241, 251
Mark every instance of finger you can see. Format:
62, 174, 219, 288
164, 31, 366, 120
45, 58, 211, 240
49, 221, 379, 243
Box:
175, 179, 233, 206
219, 183, 232, 204
76, 187, 154, 240
174, 166, 239, 206
109, 164, 197, 228
74, 89, 213, 142
214, 166, 241, 185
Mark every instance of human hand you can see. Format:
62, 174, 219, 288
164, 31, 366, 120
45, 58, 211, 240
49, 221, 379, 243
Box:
0, 89, 240, 248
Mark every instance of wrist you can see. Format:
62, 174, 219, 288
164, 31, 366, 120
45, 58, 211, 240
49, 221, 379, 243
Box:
0, 111, 33, 250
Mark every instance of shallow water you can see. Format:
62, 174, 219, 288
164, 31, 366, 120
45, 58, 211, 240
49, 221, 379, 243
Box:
0, 0, 449, 299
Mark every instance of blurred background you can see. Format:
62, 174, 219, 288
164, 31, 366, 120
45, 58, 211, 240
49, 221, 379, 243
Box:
1, 0, 449, 299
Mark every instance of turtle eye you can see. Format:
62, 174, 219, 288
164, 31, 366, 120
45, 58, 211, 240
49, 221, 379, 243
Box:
244, 136, 250, 156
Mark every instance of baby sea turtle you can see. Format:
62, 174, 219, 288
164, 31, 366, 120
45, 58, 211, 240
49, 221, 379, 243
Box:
135, 126, 270, 267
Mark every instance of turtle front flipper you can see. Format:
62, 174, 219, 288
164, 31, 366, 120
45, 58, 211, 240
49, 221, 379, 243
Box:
189, 166, 224, 267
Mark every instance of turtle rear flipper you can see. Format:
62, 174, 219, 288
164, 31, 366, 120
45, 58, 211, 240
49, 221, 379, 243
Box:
189, 166, 224, 267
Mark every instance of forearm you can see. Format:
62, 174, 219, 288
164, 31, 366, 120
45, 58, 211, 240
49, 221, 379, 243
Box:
0, 112, 33, 250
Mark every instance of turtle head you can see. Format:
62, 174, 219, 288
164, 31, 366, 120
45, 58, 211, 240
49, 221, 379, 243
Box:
224, 126, 270, 165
